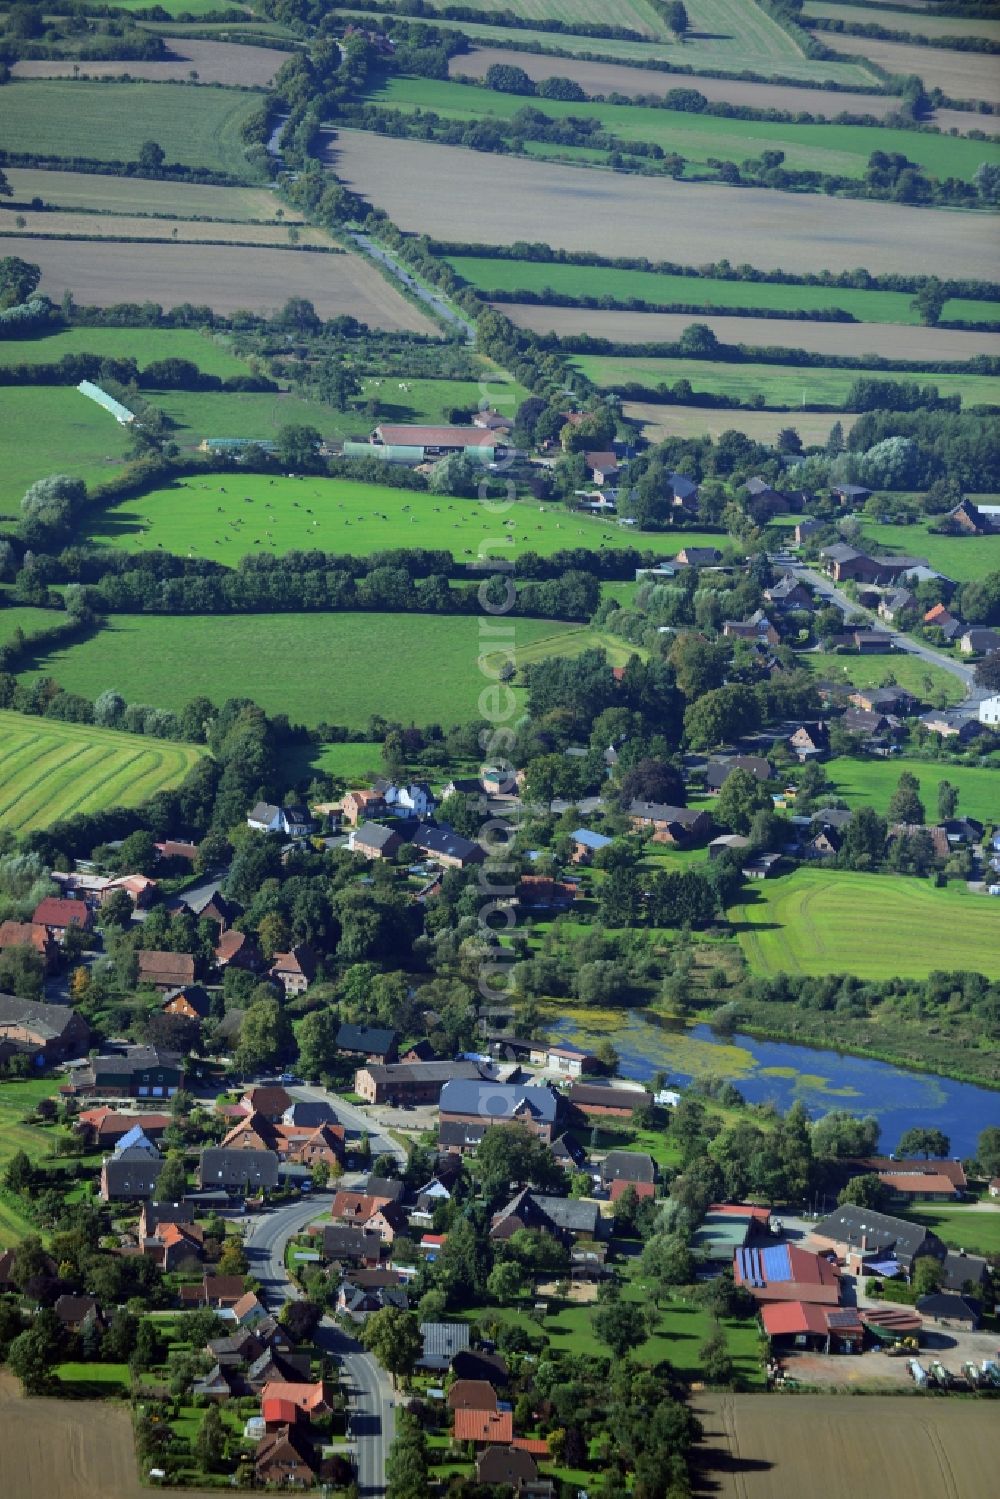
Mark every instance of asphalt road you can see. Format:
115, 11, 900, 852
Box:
785, 560, 980, 700
246, 1186, 396, 1497
349, 230, 476, 341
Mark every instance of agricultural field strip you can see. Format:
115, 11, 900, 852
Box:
0, 386, 135, 520
804, 1, 1000, 43
0, 80, 263, 178
10, 37, 290, 87
447, 46, 903, 118
0, 237, 438, 331
336, 2, 876, 82
367, 76, 1000, 181
0, 212, 339, 249
500, 305, 1000, 361
446, 256, 999, 327
820, 32, 1000, 106
328, 131, 1000, 278
0, 327, 253, 377
573, 354, 1000, 407
624, 403, 859, 445
3, 169, 302, 222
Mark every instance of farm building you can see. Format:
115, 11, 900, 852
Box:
370, 423, 503, 458
629, 800, 712, 845
356, 1058, 486, 1105
77, 379, 134, 424
734, 1243, 840, 1305
760, 1302, 863, 1353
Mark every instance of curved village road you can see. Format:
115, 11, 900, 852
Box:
246, 1193, 397, 1498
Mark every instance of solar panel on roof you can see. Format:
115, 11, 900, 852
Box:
760, 1245, 792, 1283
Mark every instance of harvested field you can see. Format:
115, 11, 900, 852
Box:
0, 237, 437, 330
0, 1371, 221, 1499
501, 304, 1000, 361
426, 0, 662, 36
624, 402, 860, 445
932, 106, 1000, 136
823, 32, 1000, 105
0, 711, 203, 834
696, 1392, 1000, 1499
805, 1, 1000, 44
3, 167, 301, 221
0, 80, 262, 177
10, 37, 290, 86
449, 45, 901, 115
329, 130, 1000, 278
0, 211, 337, 248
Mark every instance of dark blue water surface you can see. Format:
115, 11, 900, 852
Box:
547, 1012, 999, 1159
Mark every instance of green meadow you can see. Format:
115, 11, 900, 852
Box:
0, 604, 67, 646
0, 80, 261, 177
824, 756, 998, 826
860, 519, 1000, 582
572, 354, 1000, 410
0, 325, 252, 378
0, 1077, 71, 1245
446, 256, 1000, 328
24, 613, 586, 728
87, 472, 726, 564
0, 386, 133, 518
732, 869, 997, 981
368, 76, 1000, 181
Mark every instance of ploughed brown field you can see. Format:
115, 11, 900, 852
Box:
500, 305, 1000, 361
0, 211, 337, 248
449, 45, 902, 117
824, 34, 1000, 107
0, 1371, 220, 1499
0, 236, 438, 330
10, 38, 288, 87
695, 1392, 1000, 1499
329, 130, 1000, 279
3, 168, 302, 221
624, 402, 860, 444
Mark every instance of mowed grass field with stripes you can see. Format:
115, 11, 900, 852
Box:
731, 869, 997, 981
0, 711, 203, 832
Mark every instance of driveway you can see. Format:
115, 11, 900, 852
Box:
288, 1083, 407, 1169
246, 1194, 396, 1497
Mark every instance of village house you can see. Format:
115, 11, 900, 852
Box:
704, 756, 773, 793
447, 1379, 498, 1413
411, 823, 485, 869
569, 828, 613, 864
674, 545, 723, 567
100, 1149, 164, 1202
31, 896, 93, 943
600, 1151, 656, 1191
246, 802, 312, 837
374, 778, 436, 818
568, 1080, 648, 1120
787, 721, 830, 759
241, 1085, 292, 1121
0, 921, 61, 973
214, 928, 262, 973
848, 687, 918, 716
943, 496, 992, 534
0, 993, 90, 1066
765, 575, 813, 611
269, 944, 318, 996
198, 1147, 280, 1194
66, 1045, 184, 1099
723, 616, 781, 647
355, 1058, 486, 1106
628, 800, 712, 845
439, 1078, 562, 1144
137, 950, 197, 992
454, 1409, 514, 1447
77, 1107, 170, 1149
260, 1380, 329, 1425
850, 1156, 966, 1203
161, 985, 212, 1023
336, 1023, 397, 1064
348, 821, 402, 861
709, 833, 752, 861
491, 1188, 599, 1246
155, 840, 198, 867
341, 788, 387, 826
960, 627, 1000, 655
810, 1204, 944, 1276
528, 1043, 599, 1077
254, 1426, 317, 1488
54, 1294, 103, 1336
878, 588, 916, 623
417, 1321, 470, 1372
979, 695, 1000, 727
322, 1225, 383, 1267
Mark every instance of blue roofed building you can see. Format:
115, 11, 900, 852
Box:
570, 829, 613, 865
438, 1078, 562, 1143
734, 1242, 841, 1305
113, 1125, 161, 1158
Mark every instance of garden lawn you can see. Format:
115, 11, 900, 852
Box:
732, 868, 998, 981
0, 386, 134, 518
0, 80, 262, 178
86, 472, 727, 564
55, 1363, 130, 1388
446, 257, 999, 327
0, 1077, 63, 1246
899, 1206, 1000, 1257
0, 605, 67, 645
860, 519, 1000, 583
278, 740, 385, 785
0, 326, 253, 378
368, 76, 1000, 181
572, 355, 1000, 409
803, 650, 963, 705
0, 709, 204, 833
824, 756, 999, 826
23, 613, 585, 728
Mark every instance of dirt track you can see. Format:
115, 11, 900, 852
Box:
825, 33, 1000, 106
695, 1392, 1000, 1499
329, 129, 1000, 279
624, 402, 860, 444
11, 38, 288, 87
4, 168, 301, 221
0, 235, 437, 330
450, 45, 902, 116
500, 305, 1000, 361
